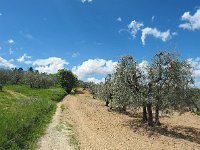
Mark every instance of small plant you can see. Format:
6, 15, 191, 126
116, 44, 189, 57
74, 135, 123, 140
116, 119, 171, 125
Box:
65, 122, 80, 150
61, 104, 65, 112
196, 111, 200, 116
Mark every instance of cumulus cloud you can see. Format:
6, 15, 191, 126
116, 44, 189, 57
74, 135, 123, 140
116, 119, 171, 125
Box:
141, 27, 171, 45
117, 17, 122, 22
138, 60, 149, 70
32, 57, 69, 74
187, 57, 200, 77
0, 56, 16, 68
72, 59, 117, 79
128, 20, 144, 38
8, 39, 14, 44
17, 53, 31, 63
81, 0, 93, 3
179, 9, 200, 30
137, 60, 149, 75
87, 77, 105, 84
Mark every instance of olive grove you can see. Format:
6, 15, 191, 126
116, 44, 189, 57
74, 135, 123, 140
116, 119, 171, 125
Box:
88, 51, 197, 126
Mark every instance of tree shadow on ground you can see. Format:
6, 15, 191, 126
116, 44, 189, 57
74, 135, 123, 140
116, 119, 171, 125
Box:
123, 115, 200, 145
75, 90, 84, 94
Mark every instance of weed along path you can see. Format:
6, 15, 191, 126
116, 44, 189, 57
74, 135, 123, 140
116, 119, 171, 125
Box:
36, 99, 76, 150
37, 90, 200, 150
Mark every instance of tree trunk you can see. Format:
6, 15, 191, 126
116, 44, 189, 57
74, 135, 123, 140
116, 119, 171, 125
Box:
105, 100, 109, 107
122, 105, 126, 112
191, 99, 200, 112
155, 95, 161, 126
147, 103, 153, 126
155, 105, 161, 126
142, 104, 147, 123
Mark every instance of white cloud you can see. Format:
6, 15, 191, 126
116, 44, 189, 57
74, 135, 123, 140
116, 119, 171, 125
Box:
19, 31, 34, 39
87, 77, 105, 84
72, 59, 117, 79
117, 17, 122, 22
0, 13, 2, 16
138, 60, 149, 70
17, 53, 31, 63
72, 52, 80, 58
187, 57, 200, 77
9, 59, 14, 62
137, 60, 149, 75
81, 0, 93, 3
141, 27, 171, 45
0, 57, 16, 68
179, 9, 200, 30
172, 32, 178, 36
128, 20, 144, 38
8, 39, 14, 44
32, 57, 69, 74
152, 16, 155, 22
9, 48, 14, 55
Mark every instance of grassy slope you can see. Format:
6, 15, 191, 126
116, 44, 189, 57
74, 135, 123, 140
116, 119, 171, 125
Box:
0, 85, 66, 149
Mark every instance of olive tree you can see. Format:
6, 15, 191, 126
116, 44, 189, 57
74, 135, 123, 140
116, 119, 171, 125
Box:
0, 69, 12, 91
149, 51, 194, 125
111, 56, 134, 111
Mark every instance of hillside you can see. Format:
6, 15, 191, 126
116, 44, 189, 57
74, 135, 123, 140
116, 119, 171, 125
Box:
0, 85, 66, 149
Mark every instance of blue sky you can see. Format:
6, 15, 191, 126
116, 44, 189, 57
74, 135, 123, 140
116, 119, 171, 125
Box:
0, 0, 200, 85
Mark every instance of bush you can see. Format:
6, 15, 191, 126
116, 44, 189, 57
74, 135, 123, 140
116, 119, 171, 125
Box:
57, 69, 78, 94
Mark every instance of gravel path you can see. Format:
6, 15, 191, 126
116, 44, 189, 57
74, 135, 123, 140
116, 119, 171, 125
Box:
36, 100, 74, 150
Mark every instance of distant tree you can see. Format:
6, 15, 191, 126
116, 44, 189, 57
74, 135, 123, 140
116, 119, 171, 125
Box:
12, 67, 24, 84
0, 69, 12, 91
28, 67, 34, 72
57, 69, 78, 93
104, 74, 113, 106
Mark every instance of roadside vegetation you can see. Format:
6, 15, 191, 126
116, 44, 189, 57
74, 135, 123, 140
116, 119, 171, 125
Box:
0, 67, 78, 149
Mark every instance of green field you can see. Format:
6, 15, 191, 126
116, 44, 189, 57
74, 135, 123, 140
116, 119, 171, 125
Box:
0, 85, 66, 149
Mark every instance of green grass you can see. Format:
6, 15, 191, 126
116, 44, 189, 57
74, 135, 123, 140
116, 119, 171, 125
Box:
65, 122, 80, 150
196, 111, 200, 116
57, 121, 80, 150
0, 85, 66, 149
60, 104, 65, 112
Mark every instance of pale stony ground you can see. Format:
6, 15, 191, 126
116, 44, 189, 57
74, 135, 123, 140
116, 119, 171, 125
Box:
63, 90, 200, 150
37, 90, 200, 150
36, 100, 74, 150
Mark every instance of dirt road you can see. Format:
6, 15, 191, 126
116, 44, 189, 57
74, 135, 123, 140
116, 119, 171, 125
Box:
36, 101, 74, 150
62, 90, 200, 150
38, 90, 200, 150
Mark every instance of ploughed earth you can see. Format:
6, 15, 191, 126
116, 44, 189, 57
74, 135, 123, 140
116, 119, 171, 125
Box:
37, 89, 200, 150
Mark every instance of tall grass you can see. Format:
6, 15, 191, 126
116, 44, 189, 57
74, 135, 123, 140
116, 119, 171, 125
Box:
0, 85, 66, 149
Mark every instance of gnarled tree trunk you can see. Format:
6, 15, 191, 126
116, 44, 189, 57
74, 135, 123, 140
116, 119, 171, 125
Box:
147, 103, 153, 126
142, 104, 147, 123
